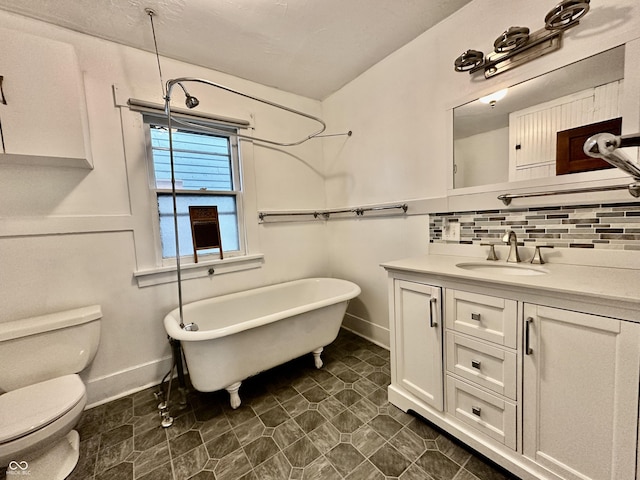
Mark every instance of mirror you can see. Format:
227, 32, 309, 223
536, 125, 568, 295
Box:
453, 46, 625, 189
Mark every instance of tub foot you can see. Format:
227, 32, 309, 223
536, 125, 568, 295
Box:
226, 382, 242, 409
312, 347, 324, 369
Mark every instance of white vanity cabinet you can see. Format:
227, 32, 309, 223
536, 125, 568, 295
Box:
389, 278, 444, 411
384, 262, 640, 480
0, 27, 92, 168
522, 304, 640, 480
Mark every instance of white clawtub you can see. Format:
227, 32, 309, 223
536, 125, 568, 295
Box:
163, 277, 360, 408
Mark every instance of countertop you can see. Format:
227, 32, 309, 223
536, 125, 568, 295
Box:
381, 254, 640, 312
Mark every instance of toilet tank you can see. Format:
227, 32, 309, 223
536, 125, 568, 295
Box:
0, 305, 101, 392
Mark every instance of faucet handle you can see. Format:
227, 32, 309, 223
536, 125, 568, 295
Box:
531, 245, 554, 264
480, 243, 499, 261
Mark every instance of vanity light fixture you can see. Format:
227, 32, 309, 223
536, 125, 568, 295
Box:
454, 0, 590, 79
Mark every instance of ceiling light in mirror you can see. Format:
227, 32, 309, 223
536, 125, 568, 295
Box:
479, 88, 508, 107
453, 45, 625, 189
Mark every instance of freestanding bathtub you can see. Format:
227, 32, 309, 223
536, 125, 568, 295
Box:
163, 277, 361, 408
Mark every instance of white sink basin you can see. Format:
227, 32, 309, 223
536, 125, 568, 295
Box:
456, 262, 549, 276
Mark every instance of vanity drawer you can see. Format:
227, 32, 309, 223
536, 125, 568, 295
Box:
446, 376, 516, 450
445, 289, 517, 348
446, 333, 517, 400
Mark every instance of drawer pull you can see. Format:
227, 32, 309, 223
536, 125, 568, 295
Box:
472, 406, 482, 417
471, 359, 481, 369
471, 312, 481, 321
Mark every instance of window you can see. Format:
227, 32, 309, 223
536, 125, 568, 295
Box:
145, 116, 244, 261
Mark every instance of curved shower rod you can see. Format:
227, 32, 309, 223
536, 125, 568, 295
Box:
163, 77, 345, 147
162, 76, 347, 331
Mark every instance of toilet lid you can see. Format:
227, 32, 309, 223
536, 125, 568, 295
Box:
0, 374, 86, 444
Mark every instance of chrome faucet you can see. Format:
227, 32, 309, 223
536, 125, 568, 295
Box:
502, 230, 521, 263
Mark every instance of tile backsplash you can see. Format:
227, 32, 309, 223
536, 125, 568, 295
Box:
430, 203, 640, 250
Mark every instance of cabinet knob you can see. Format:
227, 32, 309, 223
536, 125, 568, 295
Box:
471, 313, 481, 321
472, 406, 482, 417
471, 359, 481, 370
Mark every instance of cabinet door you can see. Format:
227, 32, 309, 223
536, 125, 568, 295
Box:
0, 27, 89, 164
522, 304, 640, 480
393, 280, 443, 411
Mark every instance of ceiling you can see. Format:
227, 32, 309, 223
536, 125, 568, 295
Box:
0, 0, 472, 100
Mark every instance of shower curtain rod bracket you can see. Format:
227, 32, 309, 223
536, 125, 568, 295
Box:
314, 131, 353, 139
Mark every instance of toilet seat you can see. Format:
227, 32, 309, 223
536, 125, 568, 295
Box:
0, 374, 85, 444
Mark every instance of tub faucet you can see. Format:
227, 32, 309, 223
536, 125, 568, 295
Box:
502, 230, 521, 263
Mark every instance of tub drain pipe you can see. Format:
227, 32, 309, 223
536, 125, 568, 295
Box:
156, 337, 189, 428
159, 364, 175, 428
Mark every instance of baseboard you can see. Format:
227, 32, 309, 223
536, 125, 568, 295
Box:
342, 313, 390, 349
84, 355, 173, 408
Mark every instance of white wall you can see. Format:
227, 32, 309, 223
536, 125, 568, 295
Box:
0, 10, 329, 405
322, 0, 640, 346
2, 0, 640, 405
455, 127, 509, 188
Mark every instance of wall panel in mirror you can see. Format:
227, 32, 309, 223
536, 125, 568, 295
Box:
453, 46, 625, 189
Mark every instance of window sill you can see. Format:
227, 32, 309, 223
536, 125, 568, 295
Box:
134, 253, 264, 288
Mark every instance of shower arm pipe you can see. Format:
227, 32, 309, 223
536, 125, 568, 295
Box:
616, 133, 640, 149
164, 77, 330, 147
165, 102, 185, 329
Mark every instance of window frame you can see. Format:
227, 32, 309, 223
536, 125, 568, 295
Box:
143, 113, 246, 266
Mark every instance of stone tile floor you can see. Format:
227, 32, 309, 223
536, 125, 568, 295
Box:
64, 329, 517, 480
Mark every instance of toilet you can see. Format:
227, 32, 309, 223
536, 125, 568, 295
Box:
0, 305, 101, 479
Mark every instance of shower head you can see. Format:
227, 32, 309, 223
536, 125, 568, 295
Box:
177, 82, 199, 109
185, 95, 199, 109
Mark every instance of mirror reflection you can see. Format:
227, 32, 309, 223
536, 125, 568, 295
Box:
453, 46, 625, 189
